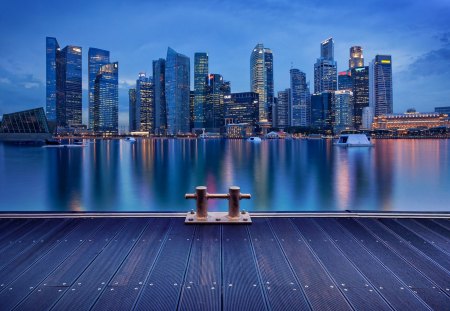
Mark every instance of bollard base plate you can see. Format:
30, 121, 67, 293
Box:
185, 211, 252, 224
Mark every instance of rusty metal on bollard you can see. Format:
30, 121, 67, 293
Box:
185, 186, 252, 224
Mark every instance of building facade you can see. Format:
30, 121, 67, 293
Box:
349, 46, 364, 69
372, 112, 449, 130
226, 92, 259, 126
165, 47, 190, 135
314, 38, 337, 93
338, 71, 352, 91
311, 92, 333, 131
333, 90, 354, 133
93, 62, 118, 134
193, 53, 208, 129
88, 48, 110, 130
250, 43, 273, 122
290, 69, 310, 127
129, 88, 137, 132
370, 55, 393, 116
0, 108, 52, 141
275, 89, 290, 129
135, 73, 154, 133
152, 58, 166, 135
351, 66, 370, 129
46, 37, 83, 129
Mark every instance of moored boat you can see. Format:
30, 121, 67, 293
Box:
334, 133, 374, 147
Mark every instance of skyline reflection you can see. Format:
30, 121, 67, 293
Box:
0, 139, 449, 212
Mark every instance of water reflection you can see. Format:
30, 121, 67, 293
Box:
0, 139, 449, 212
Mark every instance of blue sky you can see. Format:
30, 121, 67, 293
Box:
0, 0, 449, 128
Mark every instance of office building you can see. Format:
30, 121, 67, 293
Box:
275, 89, 290, 129
290, 69, 310, 127
226, 92, 259, 126
129, 89, 137, 132
193, 53, 208, 129
370, 55, 393, 116
250, 43, 274, 122
333, 90, 354, 133
205, 74, 227, 130
351, 66, 370, 128
46, 37, 82, 129
338, 71, 352, 91
361, 107, 374, 129
134, 73, 154, 133
349, 46, 364, 69
314, 38, 337, 93
93, 62, 118, 134
165, 47, 190, 135
88, 48, 110, 130
311, 92, 333, 131
190, 91, 195, 131
435, 106, 450, 118
152, 58, 166, 135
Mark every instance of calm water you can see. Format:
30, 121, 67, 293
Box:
0, 138, 449, 212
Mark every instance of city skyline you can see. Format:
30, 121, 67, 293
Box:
1, 0, 449, 128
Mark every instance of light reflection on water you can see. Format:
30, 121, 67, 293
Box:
0, 139, 449, 212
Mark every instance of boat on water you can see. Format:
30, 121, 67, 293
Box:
334, 133, 374, 147
247, 136, 262, 142
124, 137, 136, 142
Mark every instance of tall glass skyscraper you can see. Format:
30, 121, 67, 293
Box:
194, 53, 208, 129
46, 37, 59, 123
290, 69, 310, 127
351, 66, 369, 128
338, 71, 352, 91
205, 74, 227, 130
349, 46, 364, 69
88, 48, 110, 130
129, 88, 137, 132
369, 55, 393, 116
46, 37, 82, 128
135, 73, 154, 133
152, 58, 166, 135
165, 47, 190, 135
311, 92, 333, 131
93, 62, 118, 134
250, 44, 273, 122
57, 45, 82, 128
276, 89, 290, 128
227, 92, 259, 126
314, 38, 337, 93
333, 90, 354, 133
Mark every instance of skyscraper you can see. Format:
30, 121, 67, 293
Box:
93, 62, 118, 134
351, 66, 369, 128
135, 73, 154, 133
226, 92, 259, 126
338, 71, 352, 91
46, 37, 59, 123
276, 89, 290, 129
314, 38, 337, 93
369, 55, 393, 116
193, 53, 208, 129
205, 74, 227, 130
349, 46, 364, 69
250, 43, 273, 122
152, 58, 166, 135
165, 47, 190, 135
290, 69, 310, 127
46, 37, 82, 128
333, 90, 353, 133
88, 48, 110, 130
311, 92, 333, 131
57, 45, 82, 128
129, 88, 136, 132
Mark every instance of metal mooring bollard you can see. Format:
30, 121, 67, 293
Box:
185, 186, 252, 224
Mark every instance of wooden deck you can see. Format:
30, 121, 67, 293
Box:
0, 217, 449, 310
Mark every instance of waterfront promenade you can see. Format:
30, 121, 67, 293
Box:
0, 215, 449, 310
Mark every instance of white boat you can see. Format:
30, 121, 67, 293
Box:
334, 133, 374, 147
124, 137, 136, 142
247, 136, 262, 142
